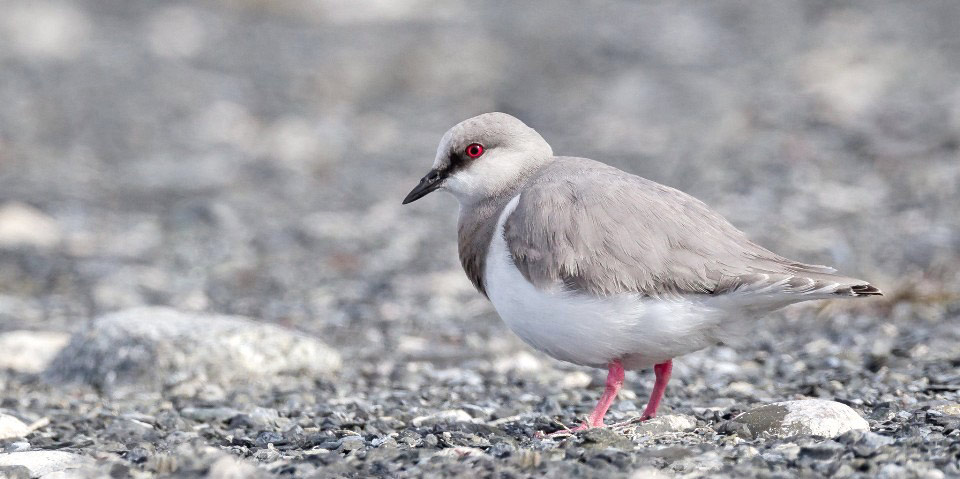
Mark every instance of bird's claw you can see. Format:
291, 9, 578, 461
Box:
535, 420, 597, 438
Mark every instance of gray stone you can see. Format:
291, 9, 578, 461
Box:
837, 429, 895, 457
0, 451, 92, 478
579, 427, 635, 450
729, 399, 869, 439
339, 436, 365, 451
0, 416, 29, 441
0, 331, 71, 374
619, 414, 697, 436
246, 408, 280, 428
44, 307, 341, 395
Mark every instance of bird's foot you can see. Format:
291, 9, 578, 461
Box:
535, 421, 594, 438
537, 412, 659, 438
608, 413, 654, 430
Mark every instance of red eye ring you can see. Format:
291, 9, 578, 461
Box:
465, 143, 484, 158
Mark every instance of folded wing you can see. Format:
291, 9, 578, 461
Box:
503, 157, 880, 302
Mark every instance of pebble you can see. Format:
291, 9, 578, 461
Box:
0, 416, 30, 441
932, 403, 960, 416
252, 448, 280, 463
579, 427, 635, 450
836, 430, 895, 457
622, 415, 698, 436
432, 447, 487, 459
727, 400, 870, 439
411, 410, 476, 427
44, 307, 342, 395
0, 203, 62, 249
0, 451, 92, 477
0, 331, 71, 374
206, 455, 263, 479
339, 436, 365, 451
180, 407, 243, 423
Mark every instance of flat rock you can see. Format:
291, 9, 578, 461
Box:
579, 427, 635, 449
411, 410, 476, 427
728, 399, 869, 439
44, 307, 341, 395
0, 203, 62, 249
0, 451, 92, 478
619, 414, 698, 436
207, 455, 264, 479
0, 415, 30, 440
932, 403, 960, 416
179, 407, 243, 423
431, 447, 487, 459
0, 331, 71, 374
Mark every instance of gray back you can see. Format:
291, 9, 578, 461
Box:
500, 157, 869, 299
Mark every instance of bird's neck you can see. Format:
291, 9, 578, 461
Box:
456, 190, 519, 298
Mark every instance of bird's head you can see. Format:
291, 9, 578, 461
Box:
402, 112, 553, 206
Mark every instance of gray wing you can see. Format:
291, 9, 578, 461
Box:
503, 157, 880, 300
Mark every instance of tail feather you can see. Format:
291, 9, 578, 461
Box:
842, 283, 883, 297
780, 262, 882, 298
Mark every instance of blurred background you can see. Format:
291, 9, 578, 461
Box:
1, 1, 958, 374
2, 2, 959, 476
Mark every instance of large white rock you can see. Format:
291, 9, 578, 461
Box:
45, 307, 341, 395
0, 331, 71, 373
0, 414, 30, 440
730, 399, 870, 439
0, 202, 62, 249
0, 451, 92, 477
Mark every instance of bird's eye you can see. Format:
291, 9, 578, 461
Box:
465, 143, 484, 159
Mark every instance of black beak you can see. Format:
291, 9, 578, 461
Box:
402, 169, 444, 204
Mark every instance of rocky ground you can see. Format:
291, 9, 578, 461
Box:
1, 1, 959, 478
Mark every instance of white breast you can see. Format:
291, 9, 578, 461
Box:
484, 195, 740, 370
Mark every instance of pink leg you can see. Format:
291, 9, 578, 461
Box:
546, 360, 625, 435
585, 359, 625, 427
640, 360, 672, 420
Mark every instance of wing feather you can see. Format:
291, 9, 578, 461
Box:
503, 157, 880, 300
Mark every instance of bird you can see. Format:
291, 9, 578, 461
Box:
402, 112, 881, 434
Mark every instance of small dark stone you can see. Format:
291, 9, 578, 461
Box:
718, 420, 754, 439
488, 441, 515, 458
255, 431, 284, 448
126, 446, 150, 464
230, 436, 256, 448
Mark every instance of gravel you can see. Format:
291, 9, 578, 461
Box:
1, 1, 959, 478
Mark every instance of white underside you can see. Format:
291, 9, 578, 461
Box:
484, 195, 758, 370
